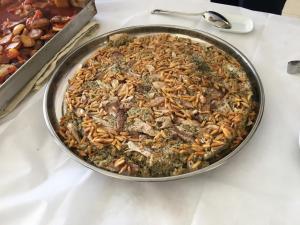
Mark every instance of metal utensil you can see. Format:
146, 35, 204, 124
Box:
151, 9, 232, 29
287, 61, 300, 74
44, 25, 264, 182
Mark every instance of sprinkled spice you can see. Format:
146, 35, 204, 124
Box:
58, 33, 257, 177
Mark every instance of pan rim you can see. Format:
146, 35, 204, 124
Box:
43, 24, 265, 182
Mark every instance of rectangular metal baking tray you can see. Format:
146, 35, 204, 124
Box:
0, 0, 97, 113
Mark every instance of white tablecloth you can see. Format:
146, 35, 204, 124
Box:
1, 1, 300, 224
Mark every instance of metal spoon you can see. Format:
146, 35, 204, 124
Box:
151, 9, 232, 29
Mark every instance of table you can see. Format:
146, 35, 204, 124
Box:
1, 0, 300, 224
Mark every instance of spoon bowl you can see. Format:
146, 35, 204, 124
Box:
202, 11, 231, 29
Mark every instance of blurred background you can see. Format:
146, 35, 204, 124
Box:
211, 0, 300, 17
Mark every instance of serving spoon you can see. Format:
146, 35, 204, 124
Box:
151, 9, 232, 29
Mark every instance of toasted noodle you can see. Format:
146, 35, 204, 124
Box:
58, 33, 257, 177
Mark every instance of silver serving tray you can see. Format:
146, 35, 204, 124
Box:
44, 25, 265, 182
0, 0, 97, 113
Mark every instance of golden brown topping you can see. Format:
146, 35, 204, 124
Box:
59, 34, 257, 177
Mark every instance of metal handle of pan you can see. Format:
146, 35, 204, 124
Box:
287, 60, 300, 74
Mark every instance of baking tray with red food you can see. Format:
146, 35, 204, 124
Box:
0, 0, 96, 112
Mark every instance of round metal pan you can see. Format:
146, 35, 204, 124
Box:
43, 25, 264, 182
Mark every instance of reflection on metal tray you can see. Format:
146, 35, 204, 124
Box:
44, 25, 264, 182
0, 0, 97, 113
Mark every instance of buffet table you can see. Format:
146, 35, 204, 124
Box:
1, 0, 300, 224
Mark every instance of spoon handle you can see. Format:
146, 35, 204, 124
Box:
151, 9, 203, 16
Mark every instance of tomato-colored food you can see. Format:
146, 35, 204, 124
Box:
0, 0, 81, 84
